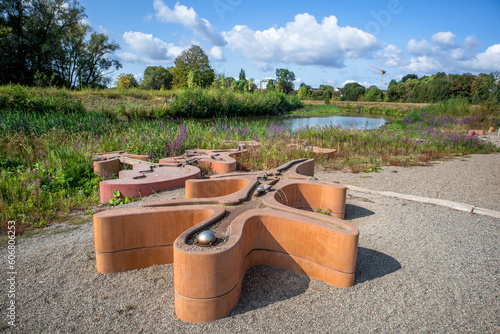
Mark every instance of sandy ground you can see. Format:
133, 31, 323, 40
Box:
0, 133, 498, 333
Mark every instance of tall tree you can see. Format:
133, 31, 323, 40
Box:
297, 84, 312, 99
471, 73, 494, 104
275, 68, 295, 94
450, 73, 475, 99
402, 74, 418, 82
265, 79, 275, 91
364, 85, 381, 101
341, 82, 365, 101
173, 45, 214, 88
115, 73, 138, 89
0, 0, 121, 88
142, 66, 173, 90
239, 68, 246, 81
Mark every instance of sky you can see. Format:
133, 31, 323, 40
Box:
80, 0, 500, 89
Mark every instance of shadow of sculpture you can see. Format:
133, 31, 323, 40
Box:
354, 247, 402, 285
344, 204, 376, 220
230, 265, 311, 316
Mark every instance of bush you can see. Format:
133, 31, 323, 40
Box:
0, 84, 85, 114
169, 88, 303, 118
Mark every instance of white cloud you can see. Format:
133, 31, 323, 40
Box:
98, 25, 111, 35
400, 32, 500, 75
122, 31, 185, 64
464, 35, 481, 51
223, 13, 378, 69
117, 52, 143, 63
380, 44, 407, 67
208, 46, 225, 61
431, 31, 456, 48
407, 39, 432, 55
154, 0, 226, 47
471, 44, 500, 72
79, 18, 91, 27
404, 56, 442, 74
341, 80, 376, 88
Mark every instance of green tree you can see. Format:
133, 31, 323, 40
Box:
402, 74, 418, 82
239, 68, 246, 81
265, 79, 275, 91
116, 73, 138, 89
0, 0, 121, 88
77, 32, 121, 88
450, 73, 475, 99
364, 85, 381, 101
275, 68, 295, 94
233, 79, 247, 92
173, 45, 215, 88
319, 84, 334, 91
297, 84, 312, 99
142, 66, 173, 90
428, 77, 451, 102
341, 82, 365, 101
471, 73, 495, 104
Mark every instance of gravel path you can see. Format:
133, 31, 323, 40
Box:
0, 134, 499, 333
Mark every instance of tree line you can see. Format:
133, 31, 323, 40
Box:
0, 0, 121, 89
117, 45, 298, 96
341, 72, 500, 104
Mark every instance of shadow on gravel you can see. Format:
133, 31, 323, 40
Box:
354, 247, 401, 285
230, 265, 310, 317
344, 204, 375, 220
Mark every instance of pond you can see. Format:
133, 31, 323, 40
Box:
262, 113, 393, 131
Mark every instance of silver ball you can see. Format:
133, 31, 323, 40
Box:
196, 231, 216, 246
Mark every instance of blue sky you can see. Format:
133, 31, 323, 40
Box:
80, 0, 500, 89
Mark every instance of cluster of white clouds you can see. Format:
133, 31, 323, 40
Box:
120, 1, 377, 71
153, 0, 226, 47
119, 0, 500, 78
381, 31, 500, 76
223, 13, 378, 70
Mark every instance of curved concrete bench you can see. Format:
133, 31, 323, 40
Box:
263, 179, 346, 219
174, 208, 358, 323
288, 143, 337, 159
93, 206, 226, 273
311, 146, 337, 158
143, 175, 259, 207
288, 159, 315, 179
93, 151, 149, 176
99, 165, 200, 203
160, 149, 244, 174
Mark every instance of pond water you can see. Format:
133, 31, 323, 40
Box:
263, 113, 392, 131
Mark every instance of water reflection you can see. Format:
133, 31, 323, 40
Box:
271, 114, 390, 131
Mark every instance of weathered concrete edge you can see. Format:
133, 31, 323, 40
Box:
346, 185, 500, 219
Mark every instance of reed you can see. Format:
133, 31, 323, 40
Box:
0, 85, 498, 231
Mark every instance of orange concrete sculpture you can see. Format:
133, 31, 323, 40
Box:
159, 148, 244, 174
98, 164, 200, 203
289, 140, 337, 158
93, 158, 358, 323
468, 129, 485, 136
92, 151, 149, 176
263, 179, 347, 219
174, 209, 358, 323
94, 206, 225, 273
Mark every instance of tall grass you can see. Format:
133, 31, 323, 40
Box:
0, 85, 498, 232
169, 88, 303, 118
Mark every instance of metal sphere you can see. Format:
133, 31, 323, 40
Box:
196, 231, 217, 246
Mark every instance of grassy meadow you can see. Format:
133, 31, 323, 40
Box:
0, 85, 499, 232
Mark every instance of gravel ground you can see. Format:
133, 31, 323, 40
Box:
318, 133, 500, 211
0, 134, 499, 333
